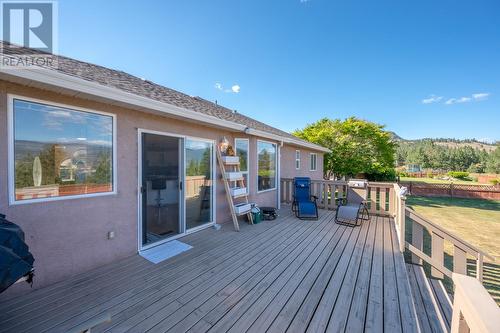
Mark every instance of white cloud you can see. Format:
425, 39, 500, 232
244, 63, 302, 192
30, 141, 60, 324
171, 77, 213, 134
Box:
214, 82, 241, 94
421, 92, 493, 105
472, 92, 489, 101
421, 95, 443, 104
446, 97, 472, 104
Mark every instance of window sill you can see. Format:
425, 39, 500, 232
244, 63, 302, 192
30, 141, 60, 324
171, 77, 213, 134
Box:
9, 190, 117, 206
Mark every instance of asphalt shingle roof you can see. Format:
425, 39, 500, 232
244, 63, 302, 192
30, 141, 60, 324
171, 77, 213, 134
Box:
0, 41, 325, 150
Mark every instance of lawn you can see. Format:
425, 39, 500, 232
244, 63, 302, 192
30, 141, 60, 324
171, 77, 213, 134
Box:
400, 176, 487, 185
405, 196, 500, 304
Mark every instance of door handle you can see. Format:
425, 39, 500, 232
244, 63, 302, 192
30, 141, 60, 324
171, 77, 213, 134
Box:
179, 181, 183, 191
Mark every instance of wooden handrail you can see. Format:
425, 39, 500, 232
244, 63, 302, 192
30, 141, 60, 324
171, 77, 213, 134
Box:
405, 208, 494, 261
403, 206, 493, 282
451, 273, 500, 333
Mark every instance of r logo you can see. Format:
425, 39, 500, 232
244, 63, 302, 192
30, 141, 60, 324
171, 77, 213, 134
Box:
1, 1, 56, 53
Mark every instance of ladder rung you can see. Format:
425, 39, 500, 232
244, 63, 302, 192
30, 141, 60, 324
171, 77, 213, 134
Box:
226, 172, 243, 181
221, 156, 240, 165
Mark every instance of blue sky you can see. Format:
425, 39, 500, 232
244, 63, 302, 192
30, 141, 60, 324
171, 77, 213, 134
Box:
58, 0, 499, 141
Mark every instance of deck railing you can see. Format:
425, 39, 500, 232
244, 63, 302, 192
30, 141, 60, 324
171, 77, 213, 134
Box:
392, 183, 498, 333
280, 178, 498, 333
280, 178, 394, 216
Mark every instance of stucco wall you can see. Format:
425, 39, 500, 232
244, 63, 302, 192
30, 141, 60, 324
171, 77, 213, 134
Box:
280, 145, 324, 180
0, 81, 284, 297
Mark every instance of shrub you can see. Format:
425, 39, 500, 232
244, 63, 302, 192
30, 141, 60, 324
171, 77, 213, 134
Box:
490, 179, 499, 185
397, 171, 409, 177
366, 168, 397, 182
447, 171, 469, 180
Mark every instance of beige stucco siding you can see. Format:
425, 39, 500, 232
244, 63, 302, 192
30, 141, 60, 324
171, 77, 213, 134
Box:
280, 145, 324, 180
0, 81, 288, 297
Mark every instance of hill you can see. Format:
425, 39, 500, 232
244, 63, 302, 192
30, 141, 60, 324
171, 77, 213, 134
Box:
389, 133, 497, 152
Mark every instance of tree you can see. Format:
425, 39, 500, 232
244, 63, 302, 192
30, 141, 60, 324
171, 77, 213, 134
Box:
486, 146, 500, 173
293, 117, 397, 180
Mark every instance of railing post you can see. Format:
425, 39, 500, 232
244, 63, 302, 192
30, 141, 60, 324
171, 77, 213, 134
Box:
451, 273, 500, 333
398, 196, 406, 253
431, 232, 445, 279
412, 222, 423, 265
453, 246, 467, 275
477, 253, 484, 283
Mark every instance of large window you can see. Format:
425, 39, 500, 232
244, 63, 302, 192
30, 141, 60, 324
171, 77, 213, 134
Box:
10, 97, 115, 203
235, 138, 249, 193
257, 140, 277, 192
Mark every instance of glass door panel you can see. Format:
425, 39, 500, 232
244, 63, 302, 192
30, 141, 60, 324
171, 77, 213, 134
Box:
141, 133, 181, 247
185, 139, 213, 229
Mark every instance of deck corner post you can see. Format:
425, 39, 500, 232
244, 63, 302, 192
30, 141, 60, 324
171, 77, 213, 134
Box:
398, 196, 406, 253
476, 253, 484, 283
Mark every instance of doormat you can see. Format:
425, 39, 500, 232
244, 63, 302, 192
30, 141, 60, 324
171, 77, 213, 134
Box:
140, 240, 192, 264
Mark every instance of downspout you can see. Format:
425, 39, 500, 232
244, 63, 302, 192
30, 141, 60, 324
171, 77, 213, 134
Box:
277, 141, 283, 210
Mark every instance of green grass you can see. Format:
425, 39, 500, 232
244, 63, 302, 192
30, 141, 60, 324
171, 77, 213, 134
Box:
400, 176, 487, 185
405, 196, 500, 305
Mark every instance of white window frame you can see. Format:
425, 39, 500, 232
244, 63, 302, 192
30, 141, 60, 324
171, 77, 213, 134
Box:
295, 150, 301, 170
256, 139, 277, 193
7, 94, 118, 205
235, 138, 250, 194
310, 153, 317, 171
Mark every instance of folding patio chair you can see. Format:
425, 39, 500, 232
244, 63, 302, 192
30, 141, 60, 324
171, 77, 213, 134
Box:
292, 177, 319, 220
334, 179, 370, 227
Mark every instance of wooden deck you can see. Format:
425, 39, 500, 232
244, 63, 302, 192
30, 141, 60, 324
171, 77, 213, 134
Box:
0, 207, 421, 333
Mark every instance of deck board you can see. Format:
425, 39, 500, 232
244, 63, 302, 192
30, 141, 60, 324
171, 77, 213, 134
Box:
0, 207, 424, 333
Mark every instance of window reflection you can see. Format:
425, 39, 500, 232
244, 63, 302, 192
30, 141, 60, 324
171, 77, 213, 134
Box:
185, 139, 213, 229
257, 141, 276, 191
13, 99, 114, 201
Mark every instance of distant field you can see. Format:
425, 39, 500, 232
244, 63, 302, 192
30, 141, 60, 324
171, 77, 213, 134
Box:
406, 196, 500, 304
400, 176, 487, 185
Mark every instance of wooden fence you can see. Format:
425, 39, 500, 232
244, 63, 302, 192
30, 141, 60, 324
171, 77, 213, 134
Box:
401, 181, 500, 200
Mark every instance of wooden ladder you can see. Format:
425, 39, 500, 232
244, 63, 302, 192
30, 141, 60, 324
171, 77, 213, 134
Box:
216, 149, 253, 231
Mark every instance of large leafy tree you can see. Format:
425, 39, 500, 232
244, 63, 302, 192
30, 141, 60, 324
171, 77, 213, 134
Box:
294, 117, 397, 180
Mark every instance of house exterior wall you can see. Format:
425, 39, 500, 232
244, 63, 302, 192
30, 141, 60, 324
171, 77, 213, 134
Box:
280, 145, 324, 180
0, 81, 323, 298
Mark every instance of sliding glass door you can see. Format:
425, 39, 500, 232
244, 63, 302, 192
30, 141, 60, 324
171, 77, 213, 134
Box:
185, 139, 214, 230
141, 133, 181, 247
139, 132, 215, 250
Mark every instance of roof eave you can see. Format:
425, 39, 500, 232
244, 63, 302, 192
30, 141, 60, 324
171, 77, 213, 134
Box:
0, 67, 330, 153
